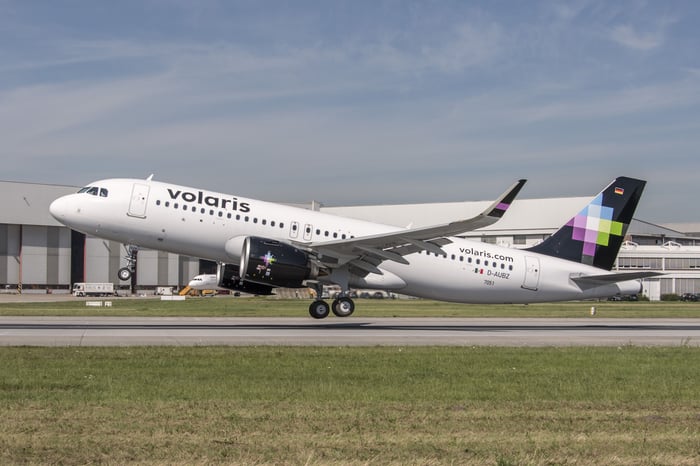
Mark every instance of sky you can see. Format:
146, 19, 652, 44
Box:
1, 0, 699, 222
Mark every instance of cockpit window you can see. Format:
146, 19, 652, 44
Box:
77, 186, 108, 197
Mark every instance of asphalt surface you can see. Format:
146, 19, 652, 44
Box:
1, 316, 699, 346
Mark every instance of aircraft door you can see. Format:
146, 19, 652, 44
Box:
128, 183, 150, 218
289, 221, 299, 239
522, 256, 540, 291
303, 224, 313, 241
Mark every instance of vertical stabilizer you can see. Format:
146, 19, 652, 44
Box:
526, 177, 646, 270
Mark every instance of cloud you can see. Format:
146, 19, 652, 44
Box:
609, 14, 679, 52
610, 24, 664, 50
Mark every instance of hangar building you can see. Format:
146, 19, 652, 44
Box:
1, 180, 698, 297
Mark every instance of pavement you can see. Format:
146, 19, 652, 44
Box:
1, 316, 699, 347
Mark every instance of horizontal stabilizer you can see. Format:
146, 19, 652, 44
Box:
571, 271, 662, 290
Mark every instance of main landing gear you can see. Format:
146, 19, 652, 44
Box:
308, 296, 356, 319
307, 282, 355, 319
117, 245, 138, 281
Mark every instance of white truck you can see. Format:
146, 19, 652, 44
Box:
72, 282, 116, 297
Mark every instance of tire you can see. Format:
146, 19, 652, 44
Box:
309, 300, 330, 319
332, 297, 355, 317
118, 267, 132, 281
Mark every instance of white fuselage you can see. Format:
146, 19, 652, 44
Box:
49, 178, 641, 303
188, 274, 223, 290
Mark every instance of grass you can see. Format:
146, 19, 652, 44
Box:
1, 296, 700, 318
1, 346, 700, 465
1, 299, 699, 463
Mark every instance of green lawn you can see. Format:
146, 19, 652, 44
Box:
1, 296, 699, 318
1, 346, 700, 465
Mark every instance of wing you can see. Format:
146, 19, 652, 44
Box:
301, 179, 526, 274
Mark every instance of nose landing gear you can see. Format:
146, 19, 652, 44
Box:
117, 245, 139, 281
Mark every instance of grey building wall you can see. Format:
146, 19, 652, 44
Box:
0, 181, 75, 226
84, 238, 120, 284
135, 249, 180, 287
0, 224, 20, 285
0, 223, 70, 287
179, 256, 198, 286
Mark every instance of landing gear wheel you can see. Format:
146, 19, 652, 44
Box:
309, 300, 330, 319
332, 297, 355, 317
118, 267, 133, 281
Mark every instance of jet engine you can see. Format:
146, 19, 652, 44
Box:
216, 263, 274, 295
239, 236, 319, 288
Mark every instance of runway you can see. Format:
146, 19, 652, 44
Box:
1, 316, 699, 346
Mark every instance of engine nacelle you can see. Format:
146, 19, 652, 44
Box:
216, 263, 274, 295
240, 236, 318, 288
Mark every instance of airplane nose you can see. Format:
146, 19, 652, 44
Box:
49, 197, 63, 220
49, 196, 70, 221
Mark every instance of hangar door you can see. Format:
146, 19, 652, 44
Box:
128, 183, 150, 218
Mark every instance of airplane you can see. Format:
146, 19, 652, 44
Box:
187, 274, 222, 291
49, 175, 660, 318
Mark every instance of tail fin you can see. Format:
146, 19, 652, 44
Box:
526, 176, 646, 270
